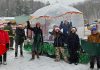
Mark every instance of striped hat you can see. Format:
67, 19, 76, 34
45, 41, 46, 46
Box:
0, 23, 4, 28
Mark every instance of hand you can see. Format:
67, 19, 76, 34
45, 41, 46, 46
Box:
27, 21, 30, 25
24, 36, 27, 40
41, 42, 43, 45
6, 43, 9, 49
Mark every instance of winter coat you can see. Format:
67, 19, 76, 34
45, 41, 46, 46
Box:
0, 30, 9, 44
67, 33, 80, 52
63, 33, 68, 44
15, 28, 25, 45
27, 23, 43, 43
0, 30, 9, 55
4, 25, 13, 37
60, 22, 72, 34
54, 32, 64, 47
88, 32, 100, 43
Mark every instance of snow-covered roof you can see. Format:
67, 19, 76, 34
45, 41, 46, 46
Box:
31, 3, 82, 18
0, 17, 15, 20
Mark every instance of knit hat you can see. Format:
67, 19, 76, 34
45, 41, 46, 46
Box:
55, 27, 60, 31
91, 26, 97, 31
36, 22, 41, 27
0, 23, 4, 28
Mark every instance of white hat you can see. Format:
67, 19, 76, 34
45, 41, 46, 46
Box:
0, 23, 4, 28
55, 27, 60, 31
48, 29, 53, 33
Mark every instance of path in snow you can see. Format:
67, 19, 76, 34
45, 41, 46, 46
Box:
0, 50, 90, 70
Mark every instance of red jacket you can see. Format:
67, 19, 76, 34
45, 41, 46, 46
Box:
0, 30, 9, 44
0, 30, 9, 55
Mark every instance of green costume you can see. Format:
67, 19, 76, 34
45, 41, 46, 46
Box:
81, 39, 100, 56
4, 24, 14, 49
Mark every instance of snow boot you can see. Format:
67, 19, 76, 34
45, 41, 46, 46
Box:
15, 52, 18, 57
30, 52, 35, 60
3, 61, 7, 65
36, 52, 40, 59
55, 59, 60, 62
0, 62, 2, 65
97, 68, 100, 70
20, 51, 23, 57
74, 63, 78, 65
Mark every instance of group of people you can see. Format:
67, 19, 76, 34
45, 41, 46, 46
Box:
52, 20, 80, 65
0, 20, 100, 70
27, 20, 80, 65
0, 22, 26, 65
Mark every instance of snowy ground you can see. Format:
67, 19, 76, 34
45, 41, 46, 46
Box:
0, 49, 92, 70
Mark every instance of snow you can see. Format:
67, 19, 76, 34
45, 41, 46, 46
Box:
31, 3, 81, 17
0, 50, 90, 70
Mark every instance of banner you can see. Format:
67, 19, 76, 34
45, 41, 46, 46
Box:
81, 39, 100, 56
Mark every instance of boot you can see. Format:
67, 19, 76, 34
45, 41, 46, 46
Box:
15, 52, 18, 58
3, 61, 7, 65
20, 51, 23, 57
30, 52, 35, 60
0, 61, 2, 65
36, 52, 40, 59
54, 59, 60, 62
97, 68, 100, 70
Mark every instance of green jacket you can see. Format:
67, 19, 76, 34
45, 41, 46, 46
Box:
4, 25, 14, 37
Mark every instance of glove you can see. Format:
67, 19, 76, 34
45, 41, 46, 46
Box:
6, 43, 9, 49
80, 48, 85, 53
27, 21, 30, 26
24, 36, 27, 40
26, 21, 30, 28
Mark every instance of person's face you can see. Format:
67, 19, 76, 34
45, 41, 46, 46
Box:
18, 25, 23, 29
71, 28, 76, 33
56, 29, 59, 32
64, 20, 68, 25
36, 24, 40, 28
92, 30, 97, 34
0, 24, 3, 29
0, 26, 3, 30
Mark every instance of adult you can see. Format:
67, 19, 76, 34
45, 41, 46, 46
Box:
15, 24, 25, 58
4, 22, 14, 50
60, 20, 72, 34
27, 21, 43, 60
0, 23, 9, 65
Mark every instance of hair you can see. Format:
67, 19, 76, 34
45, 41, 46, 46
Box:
71, 27, 77, 31
53, 28, 61, 38
36, 22, 41, 28
70, 27, 77, 34
61, 21, 63, 24
7, 22, 11, 25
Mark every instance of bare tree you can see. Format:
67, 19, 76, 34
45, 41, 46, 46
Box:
0, 0, 45, 17
73, 0, 100, 23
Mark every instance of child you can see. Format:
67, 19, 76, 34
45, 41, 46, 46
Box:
67, 27, 80, 65
88, 27, 100, 70
53, 27, 67, 62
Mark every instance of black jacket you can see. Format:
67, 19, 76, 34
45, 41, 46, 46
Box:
15, 28, 25, 45
54, 33, 64, 47
67, 33, 80, 51
27, 22, 43, 43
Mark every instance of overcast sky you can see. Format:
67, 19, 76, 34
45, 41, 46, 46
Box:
34, 0, 86, 4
